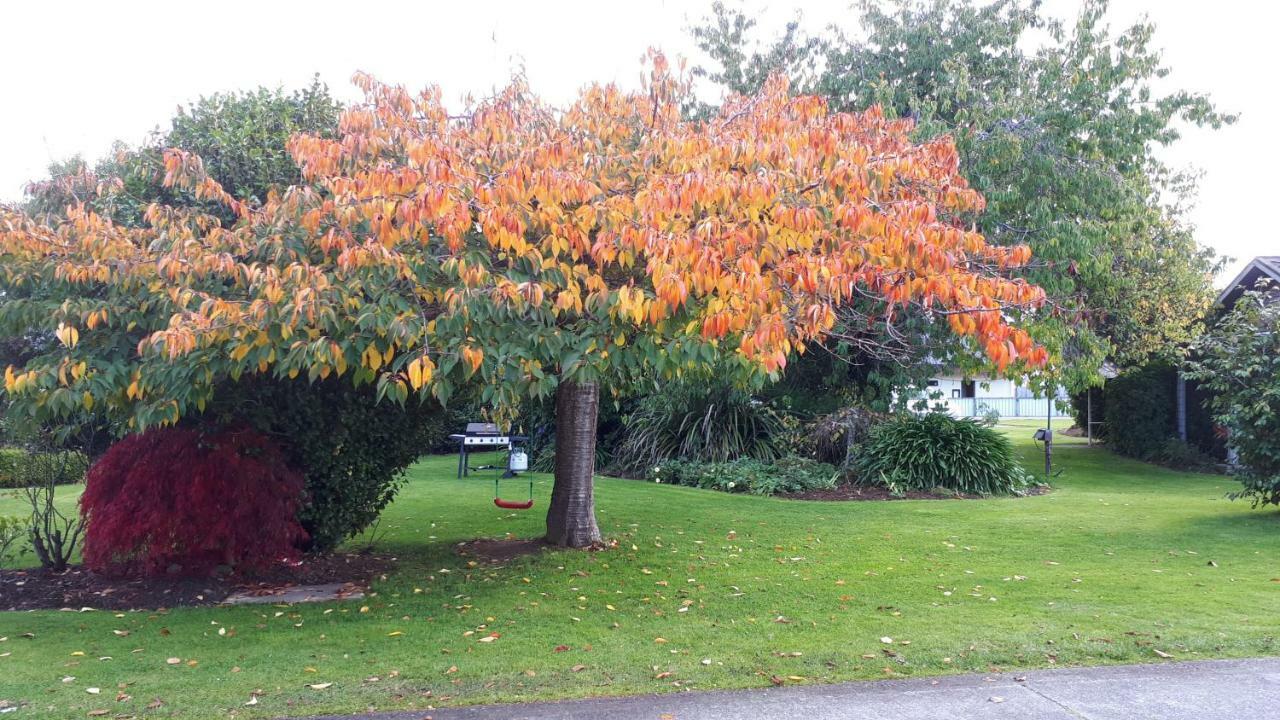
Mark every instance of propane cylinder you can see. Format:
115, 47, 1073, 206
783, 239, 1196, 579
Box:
508, 448, 529, 473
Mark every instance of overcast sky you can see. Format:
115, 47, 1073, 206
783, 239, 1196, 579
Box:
2, 0, 1273, 283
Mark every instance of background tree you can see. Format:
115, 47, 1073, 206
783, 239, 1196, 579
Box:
692, 0, 1229, 390
1, 55, 1047, 548
4, 81, 451, 550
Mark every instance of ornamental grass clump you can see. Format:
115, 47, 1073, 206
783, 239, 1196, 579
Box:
852, 413, 1032, 495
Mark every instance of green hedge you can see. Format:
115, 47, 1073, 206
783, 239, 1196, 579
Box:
0, 448, 88, 488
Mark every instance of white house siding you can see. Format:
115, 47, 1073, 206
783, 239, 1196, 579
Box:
917, 374, 1071, 419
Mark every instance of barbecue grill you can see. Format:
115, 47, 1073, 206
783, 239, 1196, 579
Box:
447, 422, 528, 479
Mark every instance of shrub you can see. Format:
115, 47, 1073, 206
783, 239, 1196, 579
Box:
1185, 285, 1280, 506
612, 384, 788, 475
651, 456, 838, 496
1151, 438, 1219, 472
0, 515, 29, 568
82, 426, 307, 577
852, 413, 1033, 495
810, 406, 886, 468
214, 378, 446, 551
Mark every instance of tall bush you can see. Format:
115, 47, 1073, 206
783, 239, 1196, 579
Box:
1100, 362, 1178, 460
1185, 286, 1280, 506
216, 378, 445, 551
852, 413, 1032, 495
82, 426, 307, 577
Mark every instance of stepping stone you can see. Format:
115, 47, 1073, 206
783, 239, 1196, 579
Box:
221, 582, 364, 605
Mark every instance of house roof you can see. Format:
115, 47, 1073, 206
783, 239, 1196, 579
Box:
1216, 256, 1280, 310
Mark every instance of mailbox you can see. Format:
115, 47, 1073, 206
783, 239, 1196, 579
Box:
1033, 428, 1052, 442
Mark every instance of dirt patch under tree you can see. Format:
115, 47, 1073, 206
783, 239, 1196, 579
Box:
0, 552, 394, 612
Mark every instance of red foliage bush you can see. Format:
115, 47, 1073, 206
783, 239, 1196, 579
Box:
82, 426, 307, 577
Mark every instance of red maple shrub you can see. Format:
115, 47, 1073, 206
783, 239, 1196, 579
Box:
82, 425, 307, 577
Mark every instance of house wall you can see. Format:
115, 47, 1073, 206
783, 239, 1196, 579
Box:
914, 374, 1071, 418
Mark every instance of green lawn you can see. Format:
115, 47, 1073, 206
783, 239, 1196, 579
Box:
1, 425, 1277, 719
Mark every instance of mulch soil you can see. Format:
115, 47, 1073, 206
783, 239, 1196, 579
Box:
0, 552, 394, 612
455, 538, 547, 564
786, 483, 1051, 502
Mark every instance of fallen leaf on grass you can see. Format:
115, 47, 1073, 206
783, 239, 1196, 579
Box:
1154, 649, 1174, 659
554, 644, 570, 652
166, 658, 181, 665
244, 696, 258, 706
87, 711, 108, 717
387, 631, 404, 637
571, 664, 587, 672
307, 683, 333, 690
146, 699, 164, 710
655, 671, 673, 679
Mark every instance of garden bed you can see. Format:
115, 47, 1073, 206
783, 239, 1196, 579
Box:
0, 552, 393, 611
787, 483, 1051, 501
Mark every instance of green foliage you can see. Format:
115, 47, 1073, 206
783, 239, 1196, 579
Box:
0, 447, 87, 488
1185, 286, 1280, 506
691, 0, 1229, 388
1151, 438, 1219, 473
852, 413, 1032, 494
0, 514, 29, 568
23, 79, 341, 228
651, 455, 838, 496
1100, 362, 1177, 460
611, 383, 788, 476
213, 378, 444, 551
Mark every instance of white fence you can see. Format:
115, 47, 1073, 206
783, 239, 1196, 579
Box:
939, 397, 1072, 419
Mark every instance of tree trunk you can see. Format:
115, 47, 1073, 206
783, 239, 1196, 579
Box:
546, 380, 603, 548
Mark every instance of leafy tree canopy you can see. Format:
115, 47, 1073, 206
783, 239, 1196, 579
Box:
691, 0, 1230, 388
0, 53, 1046, 435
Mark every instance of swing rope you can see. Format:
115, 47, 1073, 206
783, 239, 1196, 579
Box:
493, 474, 534, 510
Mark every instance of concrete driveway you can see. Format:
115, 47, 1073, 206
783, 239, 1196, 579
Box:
296, 657, 1280, 720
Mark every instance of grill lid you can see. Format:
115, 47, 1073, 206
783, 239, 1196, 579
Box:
464, 422, 502, 436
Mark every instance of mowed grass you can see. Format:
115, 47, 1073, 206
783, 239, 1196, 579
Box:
1, 425, 1277, 719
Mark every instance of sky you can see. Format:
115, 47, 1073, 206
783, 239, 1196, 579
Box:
1, 0, 1274, 284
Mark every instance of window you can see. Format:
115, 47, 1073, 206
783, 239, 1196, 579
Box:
961, 380, 976, 399
927, 379, 940, 387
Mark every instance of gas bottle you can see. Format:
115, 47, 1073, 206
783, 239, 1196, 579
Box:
508, 449, 529, 473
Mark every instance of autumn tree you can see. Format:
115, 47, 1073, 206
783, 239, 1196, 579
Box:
692, 0, 1229, 389
1, 54, 1045, 547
